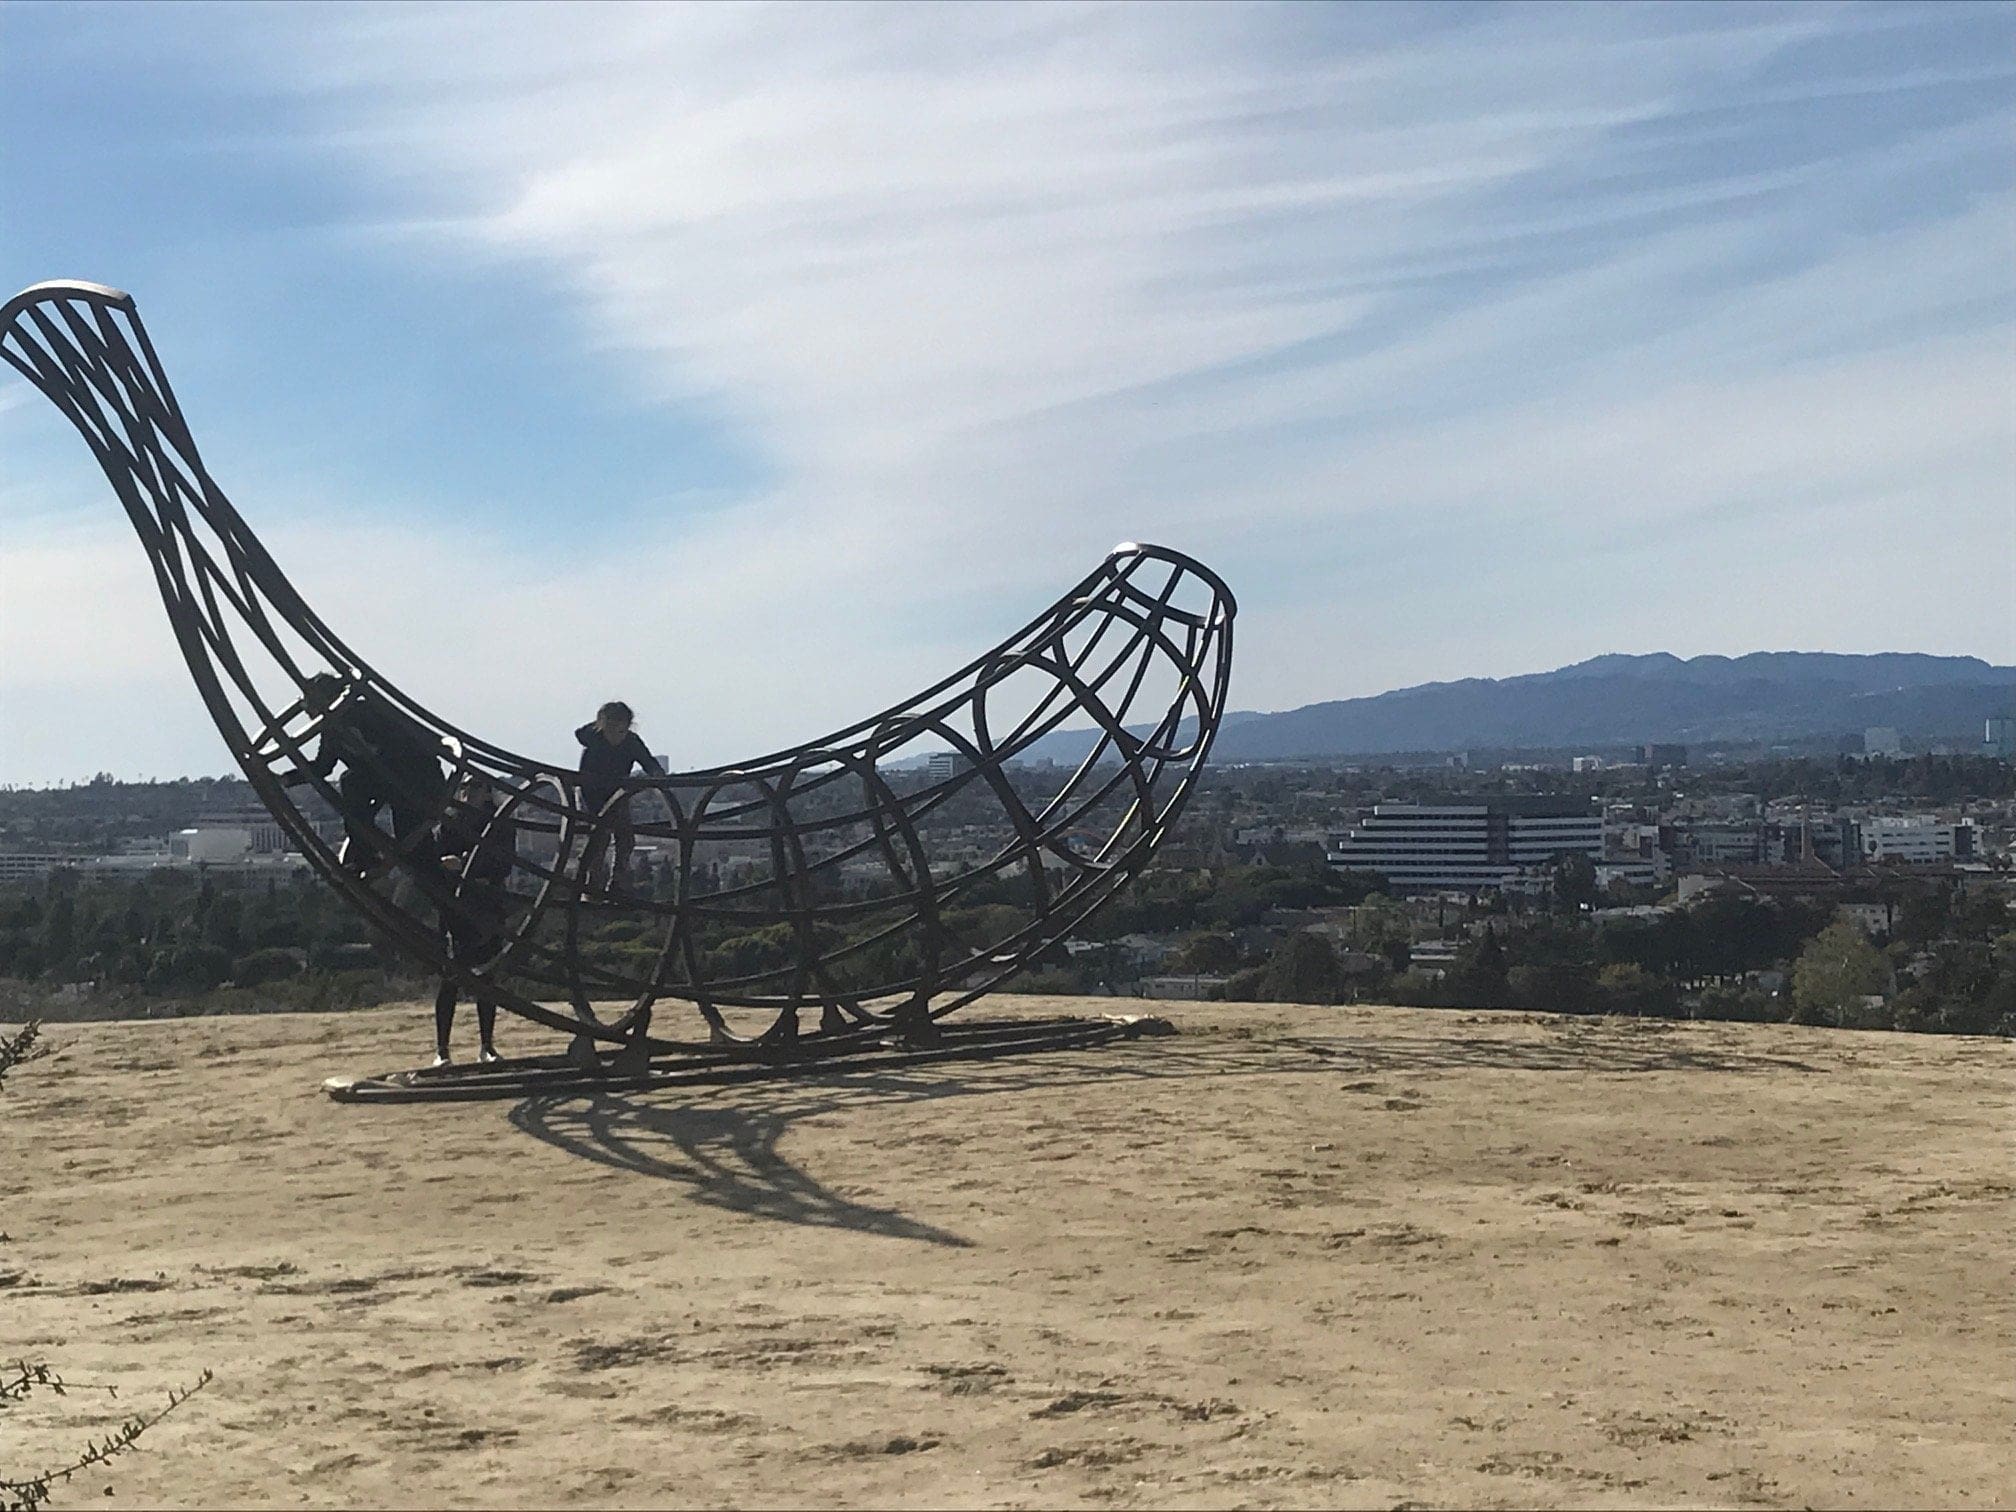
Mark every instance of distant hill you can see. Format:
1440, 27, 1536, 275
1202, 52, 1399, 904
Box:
1022, 652, 2016, 765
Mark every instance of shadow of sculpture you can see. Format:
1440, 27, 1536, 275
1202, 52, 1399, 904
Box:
506, 1036, 1299, 1246
510, 1089, 974, 1248
505, 1014, 1818, 1244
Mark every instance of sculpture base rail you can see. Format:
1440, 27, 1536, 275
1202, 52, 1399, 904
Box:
323, 1012, 1175, 1103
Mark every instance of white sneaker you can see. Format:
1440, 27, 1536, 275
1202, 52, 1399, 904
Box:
478, 1046, 502, 1065
431, 1051, 452, 1069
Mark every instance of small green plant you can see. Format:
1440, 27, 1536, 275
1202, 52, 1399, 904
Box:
1, 1361, 212, 1512
0, 1022, 211, 1510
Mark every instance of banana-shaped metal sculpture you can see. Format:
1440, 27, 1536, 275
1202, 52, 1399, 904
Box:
2, 280, 1235, 1089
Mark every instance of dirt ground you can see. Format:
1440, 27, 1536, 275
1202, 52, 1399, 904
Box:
3, 998, 2011, 1510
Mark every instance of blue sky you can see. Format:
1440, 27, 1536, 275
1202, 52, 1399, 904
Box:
2, 0, 2012, 783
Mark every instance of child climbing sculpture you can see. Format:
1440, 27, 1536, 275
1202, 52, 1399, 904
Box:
283, 674, 449, 879
575, 700, 665, 893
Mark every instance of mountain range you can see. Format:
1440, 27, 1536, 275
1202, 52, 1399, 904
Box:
1022, 652, 2016, 765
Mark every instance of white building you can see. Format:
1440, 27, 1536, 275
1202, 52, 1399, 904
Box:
1857, 817, 1978, 864
1326, 800, 1604, 894
194, 808, 290, 854
170, 826, 255, 863
925, 751, 974, 783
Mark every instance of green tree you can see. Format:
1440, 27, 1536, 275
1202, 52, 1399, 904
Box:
1596, 962, 1679, 1017
37, 891, 76, 976
1445, 930, 1512, 1008
1347, 893, 1408, 948
1890, 938, 2016, 1037
1507, 961, 1597, 1014
1892, 883, 1953, 947
1243, 932, 1345, 1005
232, 947, 303, 988
1954, 887, 2012, 942
1690, 981, 1776, 1023
1549, 852, 1599, 913
146, 942, 233, 994
201, 892, 244, 955
1791, 919, 1889, 1027
1174, 930, 1239, 974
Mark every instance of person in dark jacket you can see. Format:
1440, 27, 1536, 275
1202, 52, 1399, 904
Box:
283, 673, 448, 879
432, 774, 517, 1066
575, 700, 665, 892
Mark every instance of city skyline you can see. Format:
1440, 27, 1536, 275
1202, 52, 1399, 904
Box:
4, 2, 2013, 785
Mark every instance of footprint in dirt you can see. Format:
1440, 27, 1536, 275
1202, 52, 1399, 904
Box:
1031, 1389, 1132, 1418
823, 1436, 939, 1458
922, 1362, 1009, 1396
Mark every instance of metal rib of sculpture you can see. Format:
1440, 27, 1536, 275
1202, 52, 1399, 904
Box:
2, 280, 1236, 1093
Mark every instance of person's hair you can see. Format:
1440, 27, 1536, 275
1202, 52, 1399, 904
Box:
303, 672, 345, 701
598, 700, 634, 725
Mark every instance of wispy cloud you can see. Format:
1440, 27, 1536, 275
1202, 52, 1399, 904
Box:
3, 1, 2011, 781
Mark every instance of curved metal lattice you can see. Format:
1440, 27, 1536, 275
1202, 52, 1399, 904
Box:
2, 279, 1236, 1060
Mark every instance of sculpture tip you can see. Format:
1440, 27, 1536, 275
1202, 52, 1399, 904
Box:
3, 280, 136, 327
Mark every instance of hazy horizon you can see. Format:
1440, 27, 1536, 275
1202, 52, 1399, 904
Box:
1, 644, 2007, 789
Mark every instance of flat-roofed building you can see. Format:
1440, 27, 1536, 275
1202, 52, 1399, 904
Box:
170, 826, 255, 863
195, 808, 289, 853
1665, 821, 1763, 866
1857, 817, 1978, 864
1325, 798, 1603, 894
0, 853, 68, 884
925, 751, 974, 783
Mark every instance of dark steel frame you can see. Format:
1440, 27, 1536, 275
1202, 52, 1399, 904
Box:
2, 280, 1236, 1069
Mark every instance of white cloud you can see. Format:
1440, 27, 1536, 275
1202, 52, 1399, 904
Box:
4, 1, 2012, 782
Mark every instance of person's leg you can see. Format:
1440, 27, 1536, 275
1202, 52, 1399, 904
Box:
611, 799, 636, 891
454, 911, 504, 1060
387, 766, 446, 863
436, 904, 483, 1062
577, 787, 614, 893
433, 977, 457, 1061
577, 827, 606, 895
337, 769, 384, 861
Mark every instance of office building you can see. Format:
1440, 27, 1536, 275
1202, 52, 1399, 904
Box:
925, 751, 974, 783
1857, 817, 1978, 864
1326, 798, 1604, 893
195, 808, 289, 854
170, 826, 256, 863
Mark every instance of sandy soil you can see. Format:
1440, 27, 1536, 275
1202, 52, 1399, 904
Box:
3, 998, 2011, 1510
